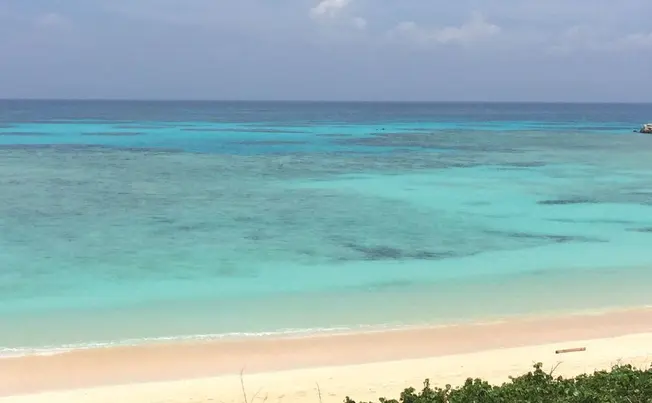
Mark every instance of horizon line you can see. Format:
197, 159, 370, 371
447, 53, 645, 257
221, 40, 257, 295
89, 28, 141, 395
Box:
1, 98, 651, 105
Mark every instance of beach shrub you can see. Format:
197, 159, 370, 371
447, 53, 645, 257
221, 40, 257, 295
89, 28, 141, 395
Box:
344, 363, 652, 403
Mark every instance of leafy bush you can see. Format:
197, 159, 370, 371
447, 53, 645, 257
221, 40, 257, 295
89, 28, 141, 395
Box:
344, 363, 652, 403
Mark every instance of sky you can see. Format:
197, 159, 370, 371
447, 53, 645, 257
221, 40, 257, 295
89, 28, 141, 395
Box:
0, 0, 651, 102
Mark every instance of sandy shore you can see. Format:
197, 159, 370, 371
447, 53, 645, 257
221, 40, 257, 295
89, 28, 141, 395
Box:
2, 308, 652, 402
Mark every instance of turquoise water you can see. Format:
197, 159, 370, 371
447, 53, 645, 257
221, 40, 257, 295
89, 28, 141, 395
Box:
1, 101, 652, 356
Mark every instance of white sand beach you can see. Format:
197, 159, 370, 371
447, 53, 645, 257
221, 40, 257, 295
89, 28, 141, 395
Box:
2, 309, 651, 403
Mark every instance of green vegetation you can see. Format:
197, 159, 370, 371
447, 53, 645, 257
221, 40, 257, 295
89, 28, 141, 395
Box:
344, 363, 652, 403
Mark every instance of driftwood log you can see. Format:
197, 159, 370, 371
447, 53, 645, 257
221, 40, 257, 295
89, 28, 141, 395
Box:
555, 347, 586, 354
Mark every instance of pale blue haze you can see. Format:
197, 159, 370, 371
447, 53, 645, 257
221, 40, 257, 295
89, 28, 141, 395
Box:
1, 1, 652, 101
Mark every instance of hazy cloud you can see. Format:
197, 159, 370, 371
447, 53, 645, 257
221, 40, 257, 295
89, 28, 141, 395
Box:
618, 32, 652, 49
309, 0, 367, 31
388, 13, 501, 47
550, 25, 652, 54
352, 16, 367, 30
310, 0, 351, 19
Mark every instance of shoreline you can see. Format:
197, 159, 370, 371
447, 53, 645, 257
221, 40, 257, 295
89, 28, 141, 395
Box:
2, 307, 652, 399
3, 303, 648, 359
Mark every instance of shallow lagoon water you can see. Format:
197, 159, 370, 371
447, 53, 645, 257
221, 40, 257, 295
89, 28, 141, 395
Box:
1, 101, 652, 355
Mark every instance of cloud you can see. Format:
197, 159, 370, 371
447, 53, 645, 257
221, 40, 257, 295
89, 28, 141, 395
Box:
388, 13, 500, 47
309, 0, 366, 31
549, 25, 652, 54
309, 0, 351, 20
352, 17, 367, 30
617, 32, 652, 49
596, 32, 652, 52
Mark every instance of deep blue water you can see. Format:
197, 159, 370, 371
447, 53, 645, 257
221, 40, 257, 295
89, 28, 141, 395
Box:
1, 100, 649, 125
1, 101, 651, 356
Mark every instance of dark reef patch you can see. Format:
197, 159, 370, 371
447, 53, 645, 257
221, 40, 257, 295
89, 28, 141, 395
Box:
538, 198, 597, 205
244, 233, 265, 241
335, 134, 436, 148
182, 127, 302, 134
150, 216, 176, 225
333, 132, 531, 154
316, 133, 353, 137
173, 222, 215, 232
0, 144, 85, 150
626, 192, 652, 204
628, 227, 652, 233
485, 230, 605, 244
181, 128, 228, 132
0, 131, 50, 136
228, 140, 307, 146
495, 167, 528, 171
342, 243, 458, 261
233, 216, 256, 223
114, 125, 170, 130
548, 218, 636, 225
0, 144, 184, 153
502, 161, 547, 168
298, 249, 318, 256
82, 131, 144, 136
222, 127, 304, 134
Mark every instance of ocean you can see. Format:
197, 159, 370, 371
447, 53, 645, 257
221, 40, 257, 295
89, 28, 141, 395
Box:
1, 100, 652, 357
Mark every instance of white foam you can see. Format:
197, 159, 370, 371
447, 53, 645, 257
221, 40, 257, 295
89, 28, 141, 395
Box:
0, 323, 406, 359
5, 305, 648, 360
